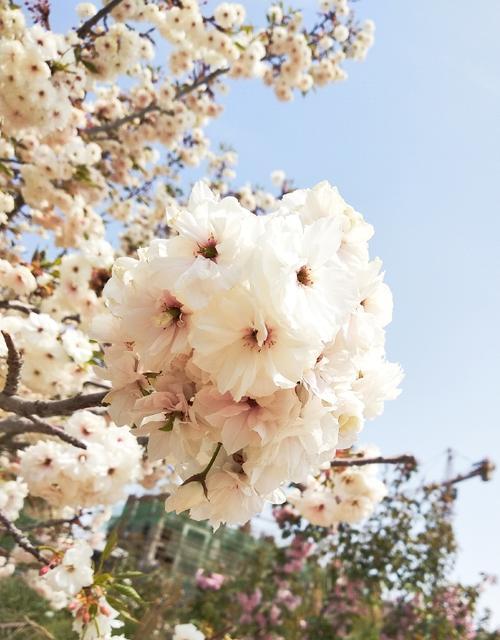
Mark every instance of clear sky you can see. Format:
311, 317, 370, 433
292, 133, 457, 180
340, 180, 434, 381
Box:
206, 0, 500, 621
52, 0, 500, 624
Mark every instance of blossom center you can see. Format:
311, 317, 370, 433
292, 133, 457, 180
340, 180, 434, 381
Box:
197, 236, 218, 261
296, 265, 314, 286
242, 325, 276, 351
154, 301, 182, 328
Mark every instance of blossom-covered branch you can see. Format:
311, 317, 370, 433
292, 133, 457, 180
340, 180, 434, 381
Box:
0, 415, 87, 449
75, 0, 125, 39
0, 391, 107, 419
0, 300, 38, 315
84, 66, 230, 136
0, 510, 49, 565
23, 513, 84, 530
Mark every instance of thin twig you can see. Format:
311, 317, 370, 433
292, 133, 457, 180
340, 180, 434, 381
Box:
0, 390, 107, 418
0, 300, 39, 315
0, 416, 87, 450
0, 157, 25, 165
83, 380, 111, 390
0, 510, 49, 565
24, 513, 83, 530
83, 103, 173, 136
440, 458, 495, 487
1, 332, 22, 396
23, 616, 56, 640
28, 415, 88, 449
84, 67, 229, 136
331, 454, 417, 469
61, 313, 81, 323
76, 0, 124, 38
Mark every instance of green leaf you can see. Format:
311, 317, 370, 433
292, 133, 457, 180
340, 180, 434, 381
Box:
116, 608, 139, 624
99, 528, 119, 568
81, 58, 99, 74
159, 411, 184, 432
111, 583, 144, 603
93, 572, 113, 586
49, 61, 70, 74
159, 415, 175, 432
73, 164, 97, 186
104, 595, 140, 623
0, 163, 13, 178
116, 571, 144, 579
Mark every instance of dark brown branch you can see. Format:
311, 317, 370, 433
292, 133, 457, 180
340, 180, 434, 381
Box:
0, 390, 107, 418
84, 66, 229, 136
331, 454, 417, 469
83, 380, 111, 390
1, 332, 22, 396
441, 458, 495, 487
0, 416, 87, 450
0, 157, 25, 165
0, 300, 39, 315
0, 510, 49, 565
61, 313, 81, 323
175, 66, 230, 99
29, 415, 87, 449
84, 103, 172, 136
76, 0, 124, 38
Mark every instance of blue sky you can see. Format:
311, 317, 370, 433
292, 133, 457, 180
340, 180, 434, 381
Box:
52, 0, 500, 623
206, 0, 500, 620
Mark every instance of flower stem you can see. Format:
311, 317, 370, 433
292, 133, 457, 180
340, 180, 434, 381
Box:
181, 442, 223, 497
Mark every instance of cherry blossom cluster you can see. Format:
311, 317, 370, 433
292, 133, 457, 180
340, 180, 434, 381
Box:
0, 0, 373, 262
234, 537, 310, 630
19, 410, 143, 508
0, 2, 384, 636
0, 22, 76, 134
288, 446, 388, 527
33, 539, 129, 639
98, 180, 402, 528
40, 243, 114, 328
0, 258, 37, 295
0, 474, 28, 522
0, 312, 94, 395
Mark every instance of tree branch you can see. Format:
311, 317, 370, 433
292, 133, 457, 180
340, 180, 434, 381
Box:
84, 103, 172, 137
0, 300, 39, 315
22, 617, 56, 640
0, 157, 25, 165
0, 390, 107, 418
24, 513, 84, 530
441, 458, 495, 487
1, 332, 22, 396
76, 0, 125, 39
84, 66, 229, 136
331, 454, 417, 469
0, 510, 49, 565
0, 416, 87, 450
